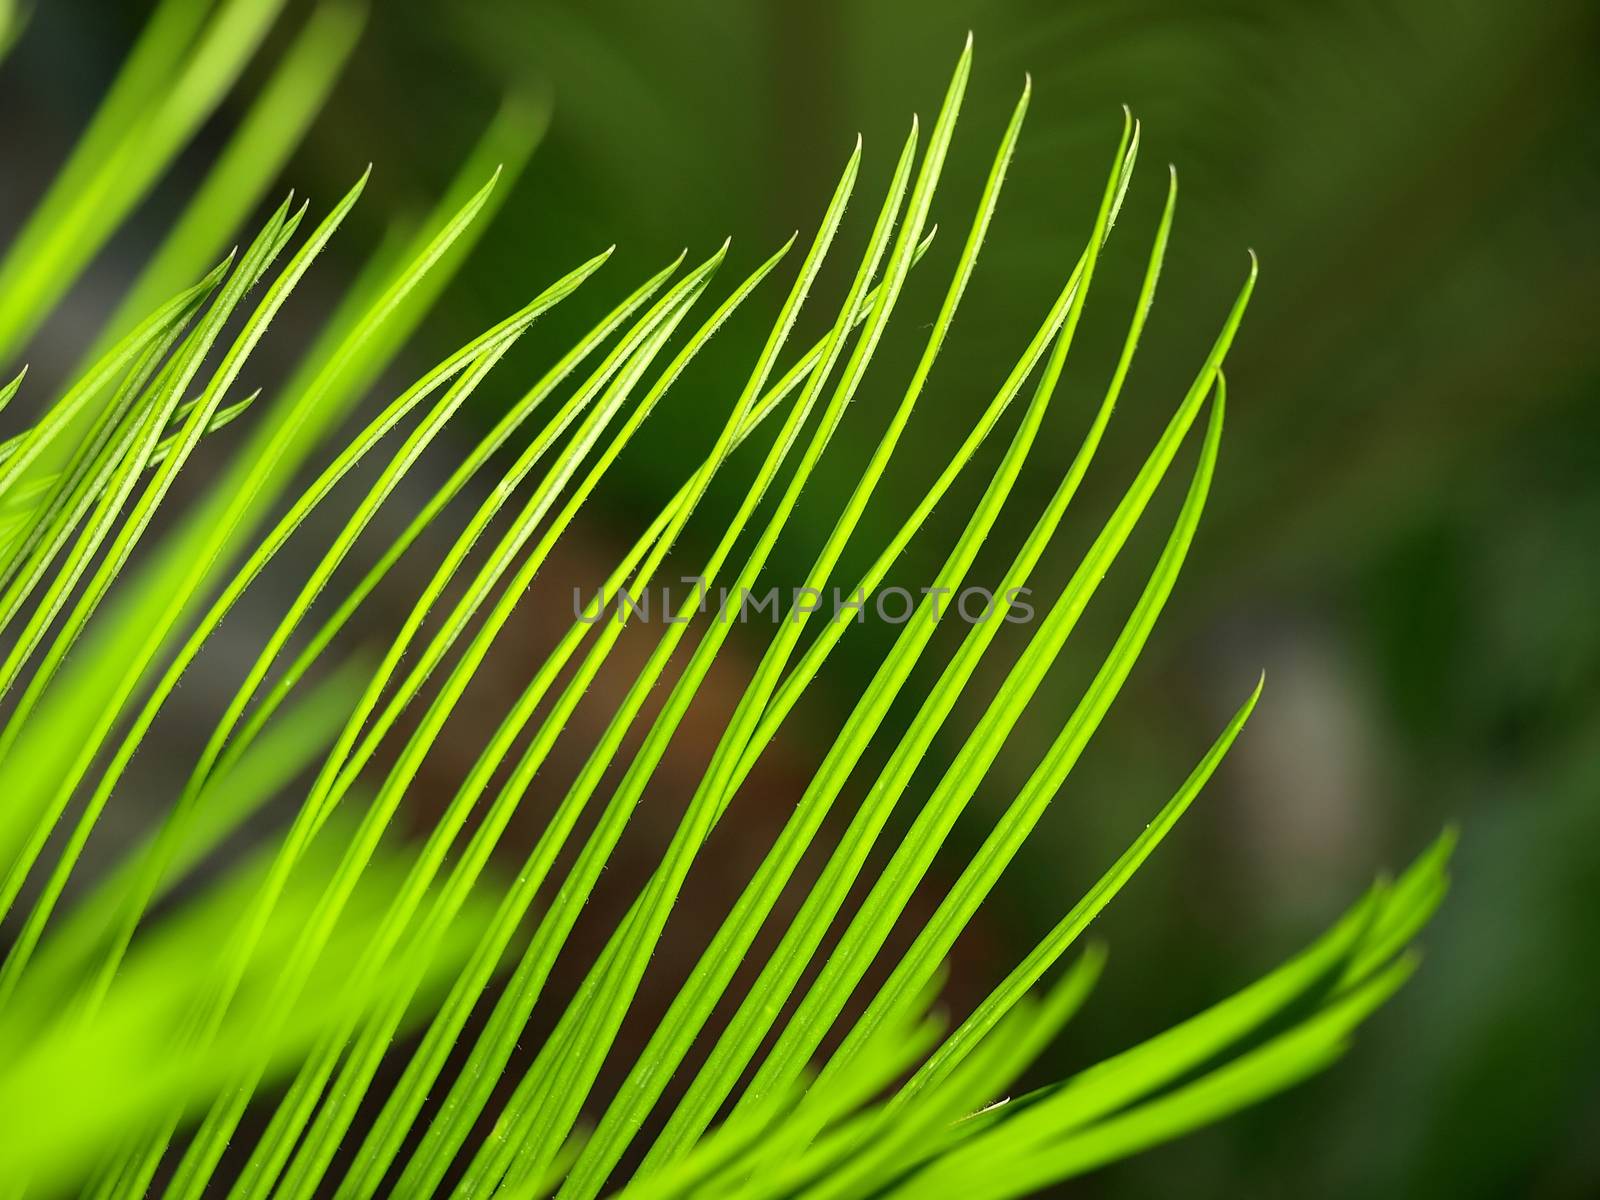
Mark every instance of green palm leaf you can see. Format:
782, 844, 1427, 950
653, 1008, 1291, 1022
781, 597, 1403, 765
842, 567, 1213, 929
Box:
0, 13, 1447, 1199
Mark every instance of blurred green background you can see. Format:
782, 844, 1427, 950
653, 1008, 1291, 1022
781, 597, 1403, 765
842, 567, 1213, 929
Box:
8, 1, 1599, 1195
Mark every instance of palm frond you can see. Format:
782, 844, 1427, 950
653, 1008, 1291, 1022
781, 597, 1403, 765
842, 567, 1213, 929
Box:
0, 14, 1448, 1200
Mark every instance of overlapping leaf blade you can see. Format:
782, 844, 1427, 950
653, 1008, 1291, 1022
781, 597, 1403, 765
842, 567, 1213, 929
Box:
0, 16, 1450, 1200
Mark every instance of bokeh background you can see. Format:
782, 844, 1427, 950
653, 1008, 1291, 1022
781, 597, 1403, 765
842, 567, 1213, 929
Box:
7, 1, 1599, 1195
